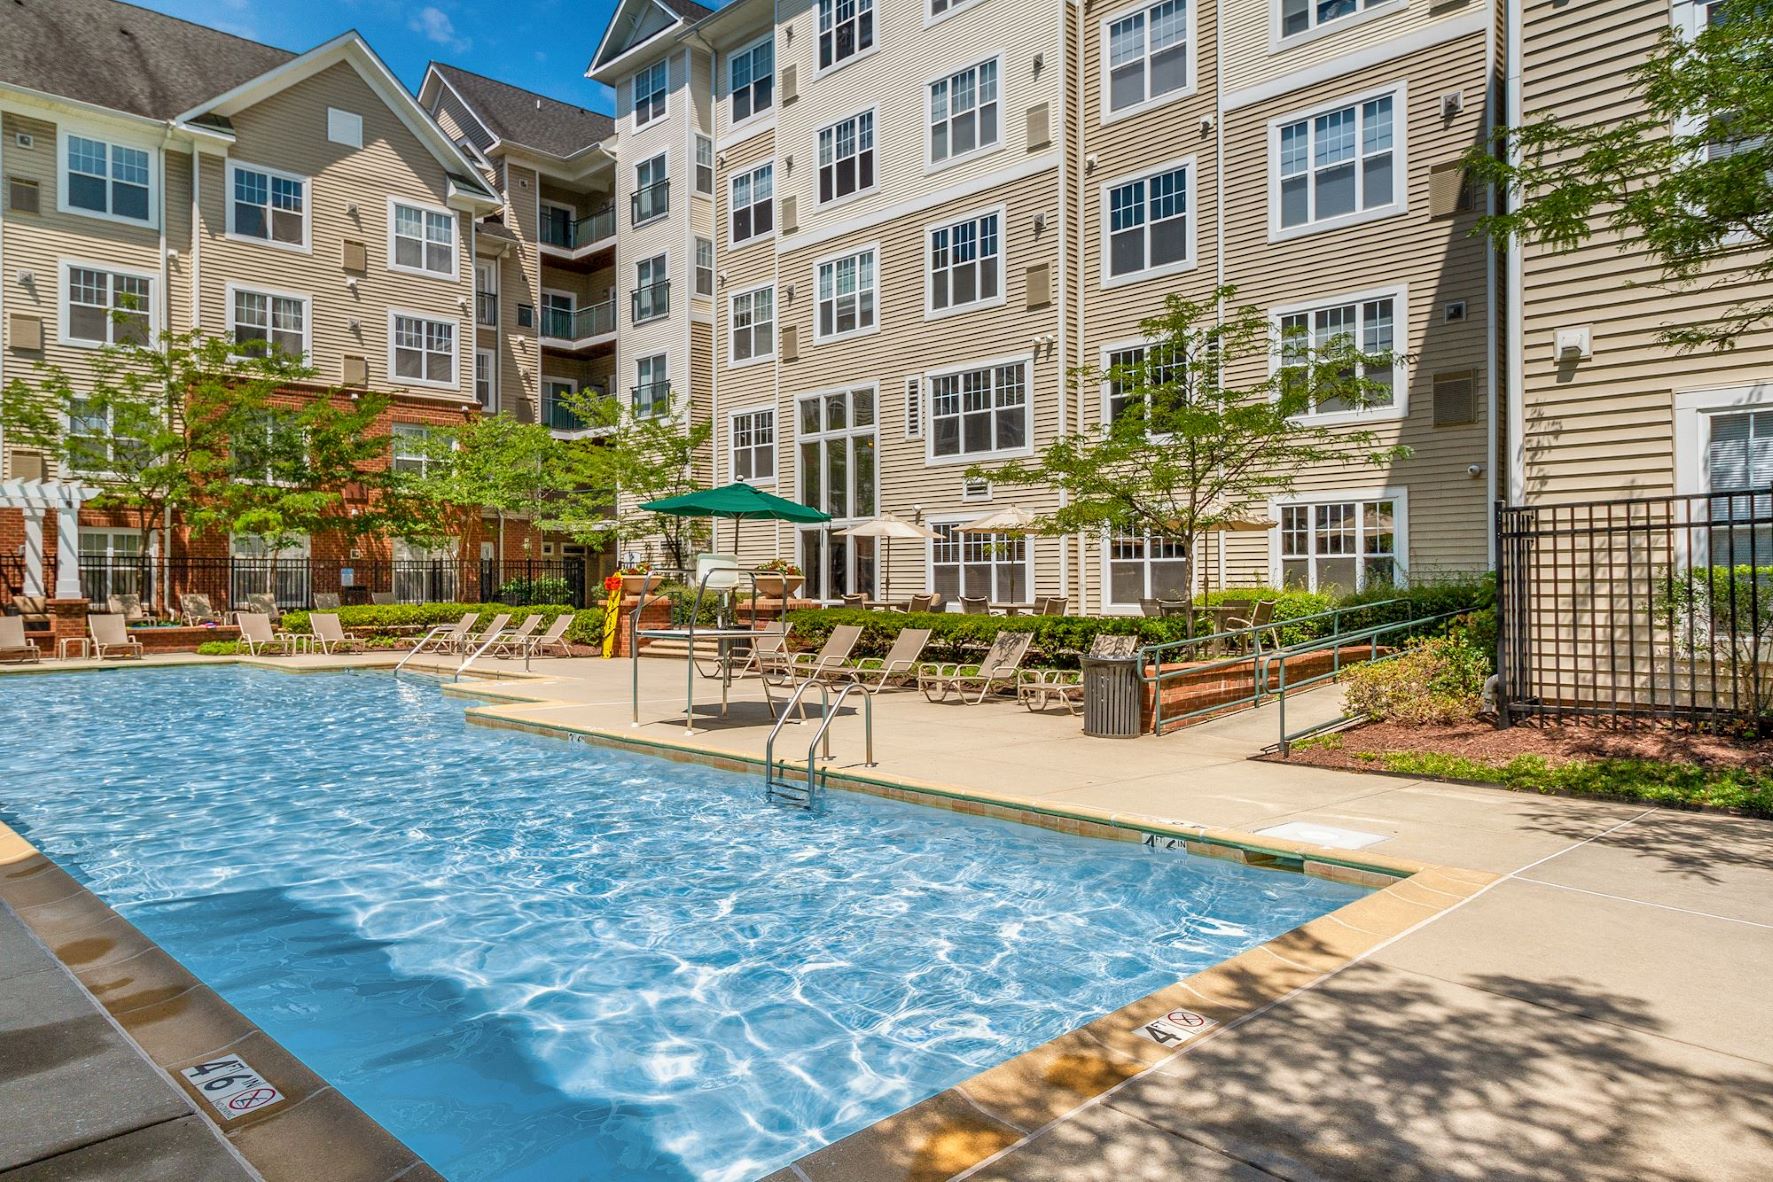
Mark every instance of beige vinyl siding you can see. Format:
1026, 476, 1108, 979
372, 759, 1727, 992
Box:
714, 125, 780, 440
197, 61, 473, 400
1211, 28, 1493, 587
1516, 0, 1773, 504
1222, 0, 1478, 92
432, 87, 493, 154
505, 163, 542, 423
164, 151, 194, 338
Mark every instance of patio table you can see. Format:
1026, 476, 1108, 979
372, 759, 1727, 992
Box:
991, 602, 1039, 616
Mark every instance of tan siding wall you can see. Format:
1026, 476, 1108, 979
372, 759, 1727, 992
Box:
197, 61, 474, 401
1517, 0, 1773, 504
1222, 0, 1487, 92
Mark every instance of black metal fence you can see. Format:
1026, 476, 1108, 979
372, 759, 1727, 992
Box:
1497, 489, 1773, 729
66, 555, 589, 613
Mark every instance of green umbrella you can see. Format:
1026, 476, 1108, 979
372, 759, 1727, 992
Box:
640, 482, 830, 556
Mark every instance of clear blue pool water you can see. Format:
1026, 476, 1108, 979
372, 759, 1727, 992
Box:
0, 667, 1365, 1181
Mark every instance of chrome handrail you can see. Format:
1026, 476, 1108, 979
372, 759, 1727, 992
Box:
454, 621, 509, 681
394, 624, 457, 674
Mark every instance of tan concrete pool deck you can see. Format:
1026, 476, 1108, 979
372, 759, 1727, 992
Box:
4, 651, 1772, 1180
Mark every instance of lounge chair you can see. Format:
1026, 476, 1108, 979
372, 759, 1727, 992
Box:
180, 593, 224, 626
308, 613, 365, 654
457, 613, 512, 656
236, 611, 301, 656
370, 591, 397, 606
525, 614, 573, 658
822, 627, 931, 694
736, 625, 794, 679
490, 614, 544, 657
312, 592, 342, 611
0, 617, 41, 664
410, 612, 477, 656
918, 630, 1034, 704
1019, 634, 1141, 714
106, 594, 147, 623
88, 613, 144, 660
241, 592, 281, 624
784, 624, 862, 684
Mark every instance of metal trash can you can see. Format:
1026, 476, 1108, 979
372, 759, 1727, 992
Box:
1081, 654, 1143, 738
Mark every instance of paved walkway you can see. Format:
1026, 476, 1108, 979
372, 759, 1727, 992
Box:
6, 651, 1772, 1179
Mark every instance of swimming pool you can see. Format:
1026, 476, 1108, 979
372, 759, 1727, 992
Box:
0, 667, 1365, 1181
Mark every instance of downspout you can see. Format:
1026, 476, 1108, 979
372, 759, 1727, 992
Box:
1213, 0, 1227, 599
689, 30, 721, 552
1505, 0, 1524, 507
1485, 0, 1503, 564
1074, 0, 1089, 610
1056, 0, 1071, 604
158, 124, 176, 614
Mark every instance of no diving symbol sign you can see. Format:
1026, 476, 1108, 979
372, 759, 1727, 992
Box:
180, 1056, 285, 1120
1136, 1007, 1218, 1047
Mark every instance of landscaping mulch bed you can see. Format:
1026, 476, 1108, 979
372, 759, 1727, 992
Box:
1277, 718, 1773, 773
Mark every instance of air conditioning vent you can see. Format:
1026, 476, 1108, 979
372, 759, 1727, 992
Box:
1444, 300, 1467, 324
1433, 369, 1477, 427
963, 478, 991, 502
8, 177, 39, 215
904, 376, 922, 440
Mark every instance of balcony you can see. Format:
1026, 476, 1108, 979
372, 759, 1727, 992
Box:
630, 180, 669, 226
632, 381, 671, 419
539, 298, 616, 354
631, 280, 670, 325
475, 291, 497, 327
542, 392, 595, 433
538, 205, 617, 269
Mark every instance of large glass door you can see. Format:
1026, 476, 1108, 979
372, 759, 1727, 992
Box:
797, 385, 877, 602
800, 529, 876, 602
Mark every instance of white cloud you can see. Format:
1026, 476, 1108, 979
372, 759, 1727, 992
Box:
409, 6, 470, 52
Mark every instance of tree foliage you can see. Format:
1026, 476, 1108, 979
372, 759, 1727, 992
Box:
400, 412, 607, 547
1465, 3, 1773, 349
565, 389, 713, 569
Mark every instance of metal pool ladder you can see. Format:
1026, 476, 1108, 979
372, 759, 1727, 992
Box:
762, 680, 874, 808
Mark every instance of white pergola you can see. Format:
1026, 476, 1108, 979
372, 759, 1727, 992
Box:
0, 479, 101, 600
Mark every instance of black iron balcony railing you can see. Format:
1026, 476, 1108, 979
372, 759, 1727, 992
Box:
630, 180, 670, 226
475, 291, 497, 326
631, 280, 670, 324
540, 205, 617, 250
631, 381, 671, 419
540, 298, 616, 342
542, 392, 593, 432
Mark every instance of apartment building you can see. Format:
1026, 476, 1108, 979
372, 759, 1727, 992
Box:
1510, 0, 1773, 506
0, 0, 503, 604
571, 0, 1500, 610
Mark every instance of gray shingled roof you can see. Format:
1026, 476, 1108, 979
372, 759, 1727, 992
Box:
430, 64, 614, 159
0, 0, 295, 121
660, 0, 718, 21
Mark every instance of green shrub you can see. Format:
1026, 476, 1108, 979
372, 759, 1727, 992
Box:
281, 602, 585, 639
1342, 632, 1492, 725
495, 576, 575, 606
196, 640, 245, 655
1370, 751, 1773, 817
1337, 572, 1495, 636
564, 607, 606, 646
783, 609, 1195, 668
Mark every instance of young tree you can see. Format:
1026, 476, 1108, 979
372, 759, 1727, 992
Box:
566, 389, 713, 570
0, 329, 303, 607
1465, 3, 1773, 350
979, 287, 1409, 630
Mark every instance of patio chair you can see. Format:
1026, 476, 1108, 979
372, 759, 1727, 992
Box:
821, 627, 932, 694
905, 593, 939, 614
841, 593, 867, 609
180, 593, 225, 626
306, 613, 366, 654
1038, 596, 1068, 616
236, 611, 301, 656
88, 613, 144, 660
458, 612, 512, 657
784, 624, 863, 684
370, 591, 397, 606
736, 625, 794, 679
490, 614, 544, 657
312, 592, 342, 611
1221, 599, 1280, 652
918, 630, 1034, 704
1156, 598, 1189, 618
959, 595, 991, 615
525, 614, 574, 658
410, 612, 478, 656
0, 617, 41, 664
1018, 634, 1141, 714
106, 594, 147, 623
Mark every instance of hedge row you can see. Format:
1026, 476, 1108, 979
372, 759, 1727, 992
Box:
271, 602, 608, 648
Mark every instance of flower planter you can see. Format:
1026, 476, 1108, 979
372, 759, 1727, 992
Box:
620, 574, 658, 594
752, 573, 803, 598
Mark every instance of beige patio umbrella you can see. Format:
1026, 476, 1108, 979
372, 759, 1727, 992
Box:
955, 504, 1043, 534
837, 512, 939, 601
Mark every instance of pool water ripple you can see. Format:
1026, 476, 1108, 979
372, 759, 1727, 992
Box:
0, 667, 1365, 1181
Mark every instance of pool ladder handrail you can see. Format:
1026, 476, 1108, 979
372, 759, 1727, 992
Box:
763, 679, 874, 808
454, 623, 509, 681
394, 624, 459, 675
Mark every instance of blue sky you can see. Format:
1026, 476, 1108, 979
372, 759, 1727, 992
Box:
131, 0, 633, 113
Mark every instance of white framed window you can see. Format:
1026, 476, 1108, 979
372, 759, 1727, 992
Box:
1276, 492, 1404, 593
1100, 339, 1185, 427
731, 407, 776, 483
633, 152, 669, 225
1102, 0, 1194, 119
60, 261, 152, 348
1276, 0, 1399, 45
633, 253, 669, 323
475, 260, 498, 325
730, 285, 776, 364
229, 410, 303, 484
929, 57, 1000, 166
695, 237, 715, 298
227, 284, 310, 361
819, 0, 875, 72
730, 35, 774, 123
1103, 158, 1195, 285
633, 58, 668, 127
819, 110, 876, 204
1106, 534, 1191, 607
731, 162, 774, 245
695, 135, 714, 195
815, 245, 878, 342
390, 423, 438, 476
227, 162, 308, 249
634, 353, 670, 418
1274, 284, 1406, 420
388, 310, 456, 389
797, 385, 877, 520
77, 528, 148, 603
928, 0, 987, 24
928, 357, 1030, 461
927, 206, 1003, 316
65, 399, 147, 475
60, 131, 153, 225
474, 348, 498, 411
388, 199, 457, 278
930, 520, 1029, 603
1272, 85, 1404, 238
